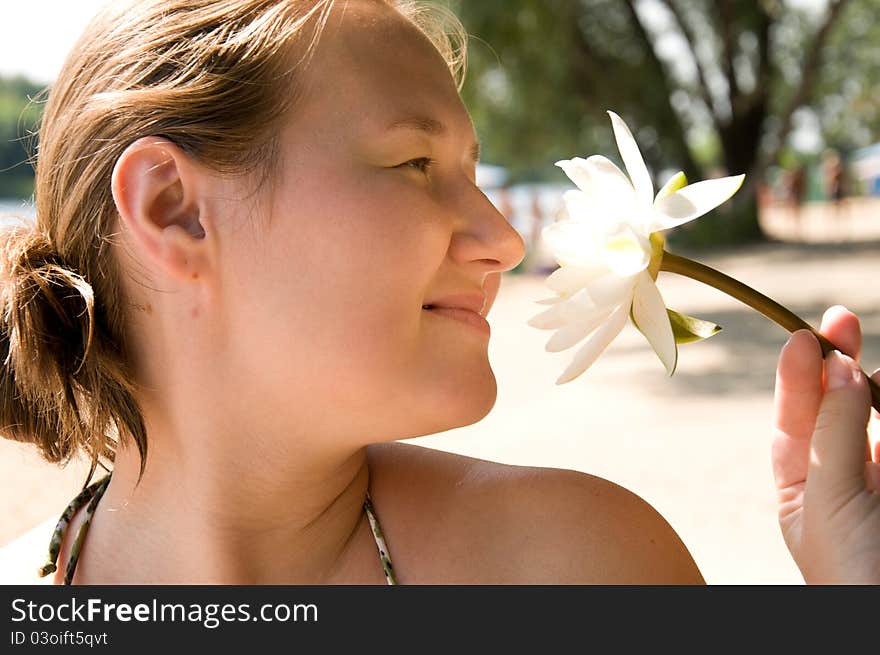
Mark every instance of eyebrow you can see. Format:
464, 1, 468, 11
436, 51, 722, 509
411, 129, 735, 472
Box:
386, 116, 482, 163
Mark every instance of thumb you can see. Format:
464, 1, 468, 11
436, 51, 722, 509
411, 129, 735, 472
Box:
806, 350, 872, 496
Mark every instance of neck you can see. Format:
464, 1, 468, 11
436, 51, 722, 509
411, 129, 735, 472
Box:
85, 428, 374, 584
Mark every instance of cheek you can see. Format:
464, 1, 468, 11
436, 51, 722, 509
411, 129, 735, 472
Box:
316, 178, 450, 302
245, 175, 450, 374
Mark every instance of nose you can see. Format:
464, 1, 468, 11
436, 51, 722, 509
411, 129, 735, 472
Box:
450, 184, 526, 276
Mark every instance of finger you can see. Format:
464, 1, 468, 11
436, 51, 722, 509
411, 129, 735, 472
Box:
817, 306, 869, 460
818, 305, 861, 363
805, 350, 872, 499
871, 369, 880, 463
772, 329, 824, 492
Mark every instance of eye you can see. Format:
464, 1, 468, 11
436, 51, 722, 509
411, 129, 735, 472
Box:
396, 157, 436, 175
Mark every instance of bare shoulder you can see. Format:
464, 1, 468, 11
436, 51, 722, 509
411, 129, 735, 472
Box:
0, 517, 59, 585
493, 465, 706, 584
367, 442, 704, 585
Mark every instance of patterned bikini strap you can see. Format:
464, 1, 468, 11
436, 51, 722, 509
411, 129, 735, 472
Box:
37, 474, 397, 586
364, 492, 397, 585
37, 474, 112, 584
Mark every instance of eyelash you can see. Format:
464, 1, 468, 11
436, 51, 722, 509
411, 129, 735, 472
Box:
398, 157, 436, 175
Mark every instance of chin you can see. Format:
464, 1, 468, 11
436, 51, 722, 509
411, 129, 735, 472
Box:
434, 368, 498, 430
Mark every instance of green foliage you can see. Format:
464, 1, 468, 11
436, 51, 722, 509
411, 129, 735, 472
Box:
811, 1, 880, 151
454, 0, 692, 184
0, 75, 44, 200
449, 0, 871, 247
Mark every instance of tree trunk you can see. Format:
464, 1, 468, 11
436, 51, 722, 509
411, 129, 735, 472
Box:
715, 102, 769, 244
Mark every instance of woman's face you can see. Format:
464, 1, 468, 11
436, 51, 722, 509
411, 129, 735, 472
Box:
218, 1, 525, 445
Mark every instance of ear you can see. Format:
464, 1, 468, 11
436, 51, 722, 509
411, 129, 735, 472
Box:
111, 137, 210, 282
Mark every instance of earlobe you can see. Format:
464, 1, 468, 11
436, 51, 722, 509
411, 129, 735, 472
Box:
111, 137, 209, 281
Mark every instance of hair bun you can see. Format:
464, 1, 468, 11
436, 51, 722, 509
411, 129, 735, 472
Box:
0, 224, 102, 467
2, 225, 95, 387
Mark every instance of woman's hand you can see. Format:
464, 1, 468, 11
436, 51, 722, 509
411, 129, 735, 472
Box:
772, 305, 880, 584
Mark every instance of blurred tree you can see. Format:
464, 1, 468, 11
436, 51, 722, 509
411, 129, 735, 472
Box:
808, 1, 880, 154
0, 75, 43, 198
452, 0, 860, 245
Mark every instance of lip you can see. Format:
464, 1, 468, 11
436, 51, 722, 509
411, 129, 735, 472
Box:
423, 306, 490, 337
422, 292, 486, 316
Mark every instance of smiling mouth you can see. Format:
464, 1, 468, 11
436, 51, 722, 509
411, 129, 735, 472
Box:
421, 305, 490, 336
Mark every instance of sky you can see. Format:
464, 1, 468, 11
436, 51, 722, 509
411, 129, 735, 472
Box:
0, 0, 111, 83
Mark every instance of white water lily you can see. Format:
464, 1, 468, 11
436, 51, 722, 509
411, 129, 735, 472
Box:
529, 111, 745, 385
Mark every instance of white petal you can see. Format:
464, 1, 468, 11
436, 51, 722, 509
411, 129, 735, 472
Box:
546, 322, 593, 352
630, 271, 677, 376
528, 287, 598, 330
559, 287, 603, 322
545, 262, 606, 295
583, 271, 637, 308
598, 226, 651, 278
561, 188, 638, 241
527, 300, 570, 330
545, 304, 615, 352
584, 156, 638, 219
560, 189, 602, 224
652, 174, 746, 230
541, 220, 605, 268
534, 295, 562, 306
608, 111, 653, 208
527, 300, 571, 330
555, 302, 629, 385
554, 157, 593, 194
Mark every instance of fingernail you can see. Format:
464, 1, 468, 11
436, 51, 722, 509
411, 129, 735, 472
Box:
826, 350, 859, 391
783, 330, 808, 350
826, 304, 850, 316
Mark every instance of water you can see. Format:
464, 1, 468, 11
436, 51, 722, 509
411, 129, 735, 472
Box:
0, 199, 36, 227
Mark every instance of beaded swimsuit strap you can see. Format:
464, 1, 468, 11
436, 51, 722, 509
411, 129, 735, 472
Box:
37, 473, 398, 585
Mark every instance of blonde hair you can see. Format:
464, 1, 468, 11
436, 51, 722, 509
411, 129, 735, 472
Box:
0, 0, 468, 488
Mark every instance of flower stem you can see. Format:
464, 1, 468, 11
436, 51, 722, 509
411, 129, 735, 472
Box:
660, 250, 880, 412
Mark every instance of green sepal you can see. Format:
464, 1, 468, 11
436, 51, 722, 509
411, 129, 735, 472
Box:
655, 171, 688, 202
667, 308, 722, 344
647, 232, 665, 281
